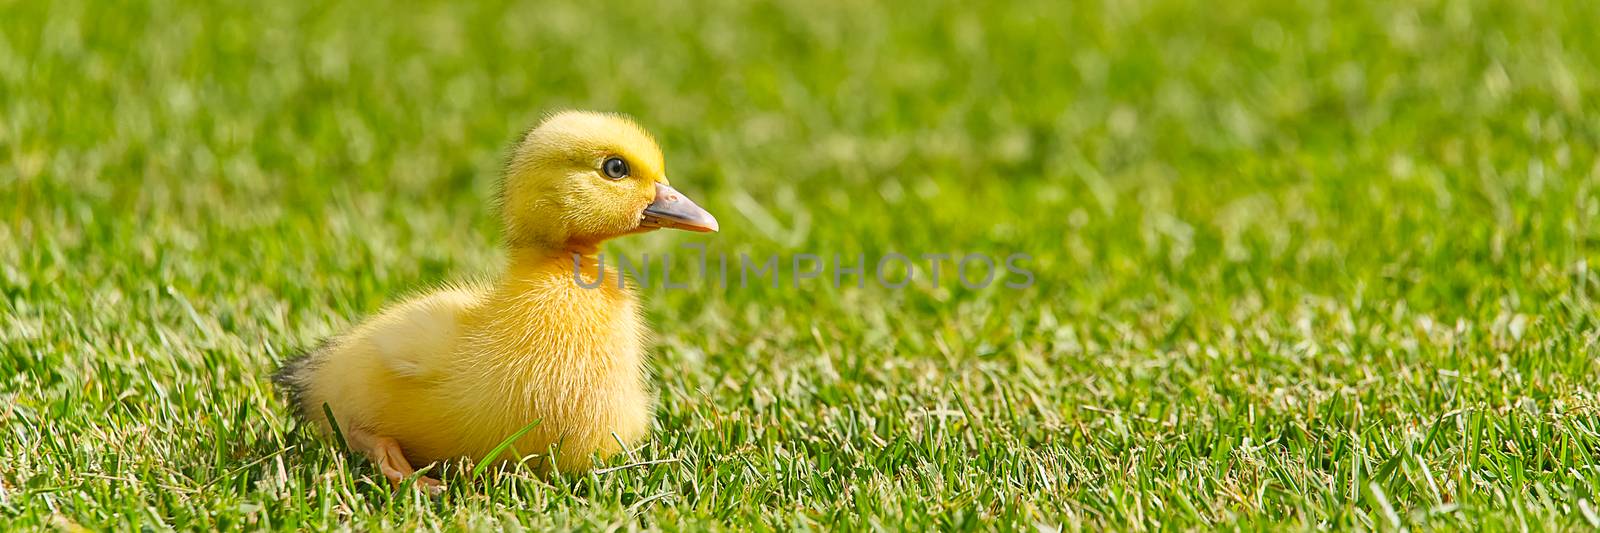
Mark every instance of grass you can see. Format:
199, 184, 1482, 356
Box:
2, 0, 1599, 529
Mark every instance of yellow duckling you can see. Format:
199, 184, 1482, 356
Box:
273, 111, 717, 489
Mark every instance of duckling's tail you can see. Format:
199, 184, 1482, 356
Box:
270, 339, 331, 420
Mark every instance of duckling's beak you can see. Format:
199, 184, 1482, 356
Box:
641, 182, 719, 233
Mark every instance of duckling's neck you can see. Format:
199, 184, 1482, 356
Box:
459, 245, 640, 371
502, 245, 609, 285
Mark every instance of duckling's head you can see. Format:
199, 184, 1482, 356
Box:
501, 111, 718, 252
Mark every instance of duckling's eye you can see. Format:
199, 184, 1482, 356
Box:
602, 157, 630, 180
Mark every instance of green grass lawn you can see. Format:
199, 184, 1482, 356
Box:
4, 0, 1600, 529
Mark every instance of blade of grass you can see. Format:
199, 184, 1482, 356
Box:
473, 419, 541, 479
321, 403, 347, 452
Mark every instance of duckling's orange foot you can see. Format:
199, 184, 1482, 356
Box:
374, 438, 445, 494
347, 427, 445, 494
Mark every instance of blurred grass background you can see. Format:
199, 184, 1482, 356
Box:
3, 0, 1599, 529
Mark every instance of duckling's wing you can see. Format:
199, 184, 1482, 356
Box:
366, 288, 481, 379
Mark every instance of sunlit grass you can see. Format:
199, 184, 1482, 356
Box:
3, 0, 1599, 529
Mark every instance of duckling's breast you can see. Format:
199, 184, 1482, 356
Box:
423, 258, 654, 471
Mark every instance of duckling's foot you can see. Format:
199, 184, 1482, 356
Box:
347, 427, 445, 494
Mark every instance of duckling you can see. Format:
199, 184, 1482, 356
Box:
273, 111, 718, 489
